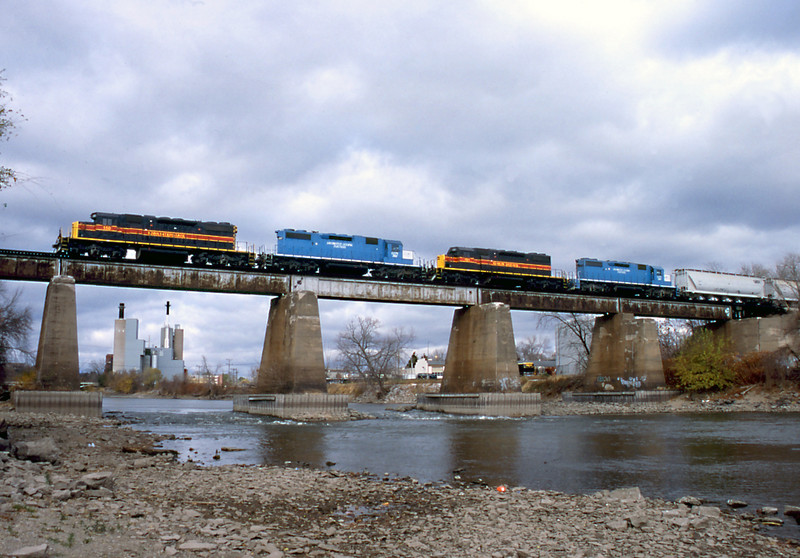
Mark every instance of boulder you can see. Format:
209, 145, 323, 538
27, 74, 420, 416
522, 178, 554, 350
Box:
7, 543, 49, 557
694, 506, 721, 518
606, 519, 628, 531
74, 471, 115, 490
607, 487, 644, 503
13, 438, 59, 463
177, 541, 217, 551
677, 496, 702, 507
628, 514, 648, 528
726, 499, 747, 509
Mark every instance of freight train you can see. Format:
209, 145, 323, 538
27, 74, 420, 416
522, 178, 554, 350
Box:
54, 212, 798, 305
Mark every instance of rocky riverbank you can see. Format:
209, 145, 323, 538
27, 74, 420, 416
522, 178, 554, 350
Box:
2, 409, 799, 558
541, 385, 800, 416
374, 383, 800, 415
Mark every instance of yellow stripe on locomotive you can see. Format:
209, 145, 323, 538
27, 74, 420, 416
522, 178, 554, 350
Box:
436, 247, 552, 278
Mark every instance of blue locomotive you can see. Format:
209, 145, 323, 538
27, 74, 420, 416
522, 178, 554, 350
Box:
575, 258, 674, 297
267, 229, 418, 280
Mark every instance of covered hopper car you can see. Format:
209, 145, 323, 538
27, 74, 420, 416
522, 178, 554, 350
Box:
675, 269, 799, 303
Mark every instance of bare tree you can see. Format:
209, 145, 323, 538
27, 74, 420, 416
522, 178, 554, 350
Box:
657, 319, 701, 360
516, 334, 552, 361
0, 284, 33, 386
336, 316, 414, 399
704, 261, 726, 272
539, 313, 595, 375
776, 252, 800, 301
0, 70, 24, 191
197, 356, 219, 384
739, 263, 771, 278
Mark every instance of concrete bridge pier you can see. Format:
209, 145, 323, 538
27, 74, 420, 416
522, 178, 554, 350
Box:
706, 311, 800, 355
419, 302, 540, 416
584, 313, 665, 391
35, 275, 80, 390
256, 290, 327, 393
246, 291, 348, 420
441, 302, 521, 393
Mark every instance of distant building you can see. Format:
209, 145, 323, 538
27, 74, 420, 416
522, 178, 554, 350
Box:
186, 373, 224, 386
326, 368, 355, 383
112, 303, 186, 380
403, 353, 445, 380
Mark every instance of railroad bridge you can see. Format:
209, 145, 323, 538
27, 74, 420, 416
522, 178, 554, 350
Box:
1, 250, 796, 408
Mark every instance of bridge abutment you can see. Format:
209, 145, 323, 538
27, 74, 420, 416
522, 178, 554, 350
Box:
584, 313, 665, 390
35, 275, 80, 390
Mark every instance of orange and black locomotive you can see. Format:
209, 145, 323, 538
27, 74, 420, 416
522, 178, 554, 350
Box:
55, 212, 253, 266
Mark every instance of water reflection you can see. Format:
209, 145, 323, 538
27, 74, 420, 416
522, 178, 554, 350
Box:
257, 423, 326, 467
447, 421, 521, 485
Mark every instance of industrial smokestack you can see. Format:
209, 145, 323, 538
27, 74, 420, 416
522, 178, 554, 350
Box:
118, 303, 125, 319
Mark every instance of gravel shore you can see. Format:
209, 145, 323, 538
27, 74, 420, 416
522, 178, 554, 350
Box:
2, 406, 799, 558
376, 382, 800, 415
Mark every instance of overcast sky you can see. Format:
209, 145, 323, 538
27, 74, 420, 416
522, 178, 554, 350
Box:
2, 1, 800, 374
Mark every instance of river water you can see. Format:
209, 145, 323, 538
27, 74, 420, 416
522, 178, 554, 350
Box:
104, 397, 800, 539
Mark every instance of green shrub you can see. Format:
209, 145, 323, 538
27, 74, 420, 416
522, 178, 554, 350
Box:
672, 329, 735, 392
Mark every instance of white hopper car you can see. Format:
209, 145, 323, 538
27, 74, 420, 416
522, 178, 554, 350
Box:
675, 269, 798, 303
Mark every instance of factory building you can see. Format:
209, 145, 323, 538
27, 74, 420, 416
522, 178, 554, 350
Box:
112, 303, 186, 380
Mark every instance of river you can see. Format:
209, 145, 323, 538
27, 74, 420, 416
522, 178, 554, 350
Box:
104, 397, 800, 539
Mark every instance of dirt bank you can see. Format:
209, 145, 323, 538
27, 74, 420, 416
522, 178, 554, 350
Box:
1, 409, 799, 558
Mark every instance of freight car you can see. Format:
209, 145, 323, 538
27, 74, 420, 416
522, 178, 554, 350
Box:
55, 212, 254, 267
675, 269, 799, 303
575, 258, 674, 298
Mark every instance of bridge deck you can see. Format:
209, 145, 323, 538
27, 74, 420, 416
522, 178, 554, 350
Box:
0, 250, 735, 319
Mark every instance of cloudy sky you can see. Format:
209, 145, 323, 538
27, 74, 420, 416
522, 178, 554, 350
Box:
2, 1, 800, 374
